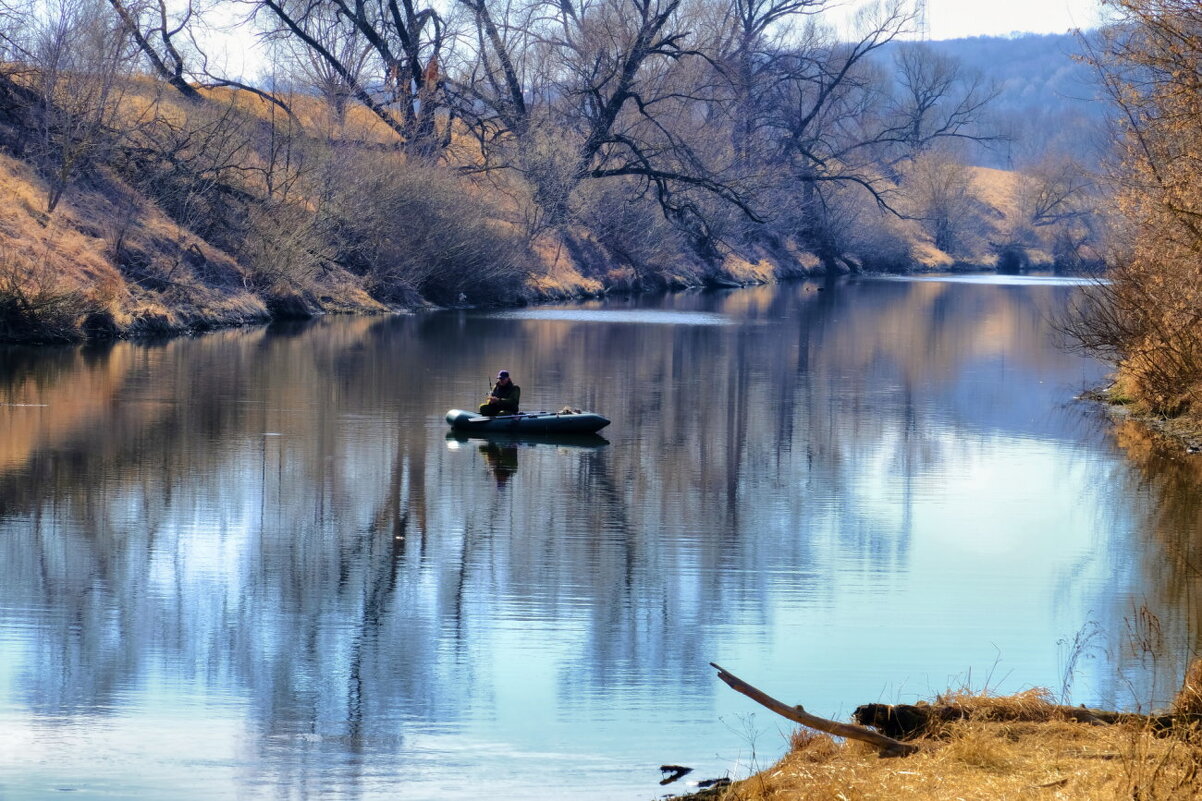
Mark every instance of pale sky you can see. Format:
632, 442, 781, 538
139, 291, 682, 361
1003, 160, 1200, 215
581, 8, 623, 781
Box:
921, 0, 1105, 39
222, 0, 1110, 80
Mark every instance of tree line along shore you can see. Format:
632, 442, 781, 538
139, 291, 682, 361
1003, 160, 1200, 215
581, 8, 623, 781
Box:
0, 0, 1107, 349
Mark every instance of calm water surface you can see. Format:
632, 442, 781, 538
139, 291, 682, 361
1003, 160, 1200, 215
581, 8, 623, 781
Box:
1, 276, 1199, 800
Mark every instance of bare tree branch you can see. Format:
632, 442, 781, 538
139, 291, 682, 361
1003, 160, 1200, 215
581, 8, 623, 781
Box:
710, 663, 921, 758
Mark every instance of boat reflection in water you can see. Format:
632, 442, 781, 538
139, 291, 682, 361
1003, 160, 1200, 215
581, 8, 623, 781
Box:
446, 431, 609, 488
444, 430, 610, 449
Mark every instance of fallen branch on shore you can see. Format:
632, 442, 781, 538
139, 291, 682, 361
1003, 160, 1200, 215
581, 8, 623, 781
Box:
711, 663, 1202, 760
709, 663, 921, 758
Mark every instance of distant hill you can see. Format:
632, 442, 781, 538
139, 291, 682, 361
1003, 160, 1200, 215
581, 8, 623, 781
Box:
880, 32, 1112, 168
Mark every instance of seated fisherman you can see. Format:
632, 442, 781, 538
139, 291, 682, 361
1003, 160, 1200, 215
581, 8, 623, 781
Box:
479, 370, 520, 416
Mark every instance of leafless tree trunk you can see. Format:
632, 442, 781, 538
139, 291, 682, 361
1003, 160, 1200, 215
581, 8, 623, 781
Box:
451, 0, 757, 237
106, 0, 295, 115
256, 0, 448, 156
25, 0, 136, 212
268, 6, 372, 122
104, 0, 202, 99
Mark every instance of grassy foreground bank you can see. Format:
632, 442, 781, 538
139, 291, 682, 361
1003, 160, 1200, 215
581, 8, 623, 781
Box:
685, 686, 1202, 801
694, 415, 1202, 801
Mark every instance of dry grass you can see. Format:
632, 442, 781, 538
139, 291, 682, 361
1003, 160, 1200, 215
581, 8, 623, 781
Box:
703, 705, 1202, 801
686, 673, 1202, 801
527, 233, 606, 298
909, 239, 957, 270
721, 252, 778, 284
0, 148, 280, 338
968, 167, 1024, 220
938, 687, 1063, 723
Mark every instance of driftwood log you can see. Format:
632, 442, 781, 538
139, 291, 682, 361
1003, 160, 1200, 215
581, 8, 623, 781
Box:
710, 663, 920, 758
711, 664, 1202, 757
853, 701, 1202, 740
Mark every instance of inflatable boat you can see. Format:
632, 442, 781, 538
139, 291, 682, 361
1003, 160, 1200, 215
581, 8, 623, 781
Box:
445, 408, 610, 434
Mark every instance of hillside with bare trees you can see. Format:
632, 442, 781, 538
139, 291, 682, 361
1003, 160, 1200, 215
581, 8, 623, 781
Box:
0, 0, 1107, 341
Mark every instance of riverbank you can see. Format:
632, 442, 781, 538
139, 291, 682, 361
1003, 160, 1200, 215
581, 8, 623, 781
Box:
1082, 386, 1202, 455
678, 716, 1198, 800
675, 685, 1202, 801
0, 78, 1100, 345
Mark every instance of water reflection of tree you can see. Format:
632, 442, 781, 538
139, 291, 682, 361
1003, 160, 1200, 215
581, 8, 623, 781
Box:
0, 280, 1113, 791
1103, 421, 1202, 710
0, 317, 468, 790
427, 280, 1096, 702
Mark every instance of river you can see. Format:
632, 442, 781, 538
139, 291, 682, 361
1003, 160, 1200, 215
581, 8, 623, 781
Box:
0, 275, 1198, 800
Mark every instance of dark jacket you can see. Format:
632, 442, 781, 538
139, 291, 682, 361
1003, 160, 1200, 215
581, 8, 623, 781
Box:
490, 381, 520, 413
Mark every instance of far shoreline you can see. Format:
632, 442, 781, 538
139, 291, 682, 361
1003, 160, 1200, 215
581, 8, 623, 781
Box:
0, 263, 1102, 348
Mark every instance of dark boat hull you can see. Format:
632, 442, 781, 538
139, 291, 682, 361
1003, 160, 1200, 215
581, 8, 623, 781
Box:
445, 409, 610, 434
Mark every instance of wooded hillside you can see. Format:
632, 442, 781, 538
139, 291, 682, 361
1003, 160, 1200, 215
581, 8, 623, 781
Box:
0, 0, 1107, 341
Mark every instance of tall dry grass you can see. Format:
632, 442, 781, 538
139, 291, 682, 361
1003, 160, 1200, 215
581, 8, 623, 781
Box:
0, 247, 98, 341
699, 635, 1202, 801
705, 693, 1202, 801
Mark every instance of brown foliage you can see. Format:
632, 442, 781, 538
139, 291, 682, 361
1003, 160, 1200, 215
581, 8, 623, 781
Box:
1068, 0, 1202, 418
1174, 659, 1202, 717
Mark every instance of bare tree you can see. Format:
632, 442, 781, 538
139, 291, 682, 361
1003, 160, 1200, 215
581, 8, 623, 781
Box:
450, 0, 756, 240
269, 4, 373, 121
1021, 156, 1094, 228
902, 146, 972, 253
881, 42, 1000, 164
0, 0, 29, 61
26, 0, 136, 211
725, 2, 1002, 265
753, 1, 912, 260
709, 0, 825, 163
256, 0, 449, 155
106, 0, 294, 114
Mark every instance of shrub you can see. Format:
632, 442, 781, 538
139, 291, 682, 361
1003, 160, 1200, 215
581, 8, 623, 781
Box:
240, 199, 326, 294
570, 179, 698, 287
317, 154, 533, 305
0, 248, 95, 341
